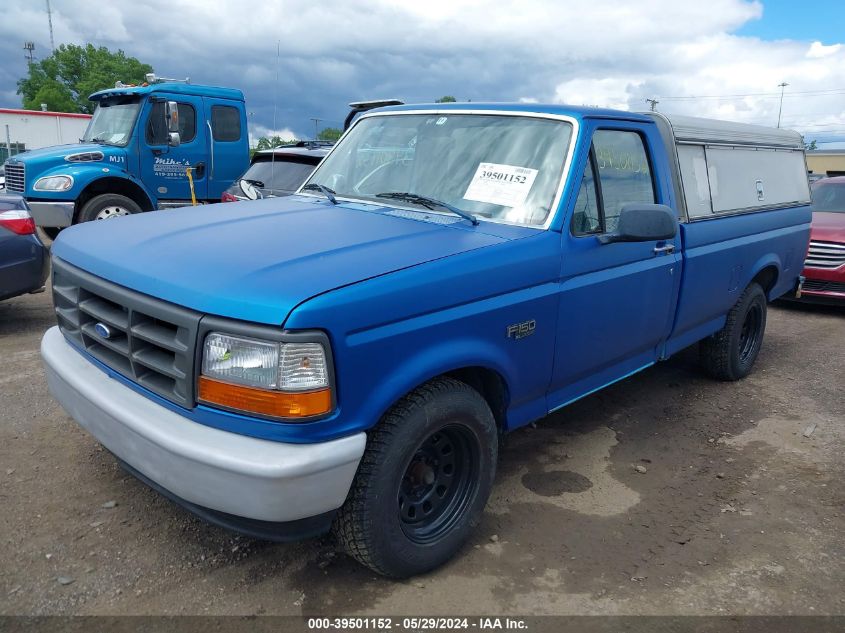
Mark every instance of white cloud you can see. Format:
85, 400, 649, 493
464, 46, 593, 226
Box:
807, 41, 843, 59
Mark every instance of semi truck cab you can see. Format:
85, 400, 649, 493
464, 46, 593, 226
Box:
3, 76, 249, 230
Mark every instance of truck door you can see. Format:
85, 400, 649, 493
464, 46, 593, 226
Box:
139, 95, 208, 204
202, 98, 248, 200
547, 122, 682, 409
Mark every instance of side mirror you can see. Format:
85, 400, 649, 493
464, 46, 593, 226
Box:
168, 132, 180, 147
598, 203, 678, 245
165, 101, 179, 133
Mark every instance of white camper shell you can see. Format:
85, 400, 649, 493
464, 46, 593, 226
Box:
647, 113, 811, 222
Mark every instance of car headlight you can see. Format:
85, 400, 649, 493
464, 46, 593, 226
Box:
198, 332, 332, 419
33, 175, 74, 192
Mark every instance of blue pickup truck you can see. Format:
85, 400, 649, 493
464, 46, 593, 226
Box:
3, 76, 248, 233
41, 103, 811, 578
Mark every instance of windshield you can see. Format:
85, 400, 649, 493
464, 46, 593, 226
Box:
303, 113, 573, 226
243, 158, 318, 194
82, 99, 141, 146
811, 181, 845, 213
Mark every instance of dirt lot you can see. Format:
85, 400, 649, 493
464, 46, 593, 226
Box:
0, 288, 842, 616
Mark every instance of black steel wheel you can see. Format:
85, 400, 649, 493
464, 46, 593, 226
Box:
333, 377, 498, 578
700, 282, 768, 381
398, 425, 480, 545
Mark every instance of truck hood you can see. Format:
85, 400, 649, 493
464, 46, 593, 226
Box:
810, 212, 845, 244
9, 143, 127, 189
52, 196, 511, 325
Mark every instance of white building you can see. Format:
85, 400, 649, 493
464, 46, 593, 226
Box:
1, 108, 92, 162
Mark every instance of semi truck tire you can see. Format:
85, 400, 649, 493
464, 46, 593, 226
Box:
700, 282, 768, 381
333, 377, 498, 578
77, 194, 142, 223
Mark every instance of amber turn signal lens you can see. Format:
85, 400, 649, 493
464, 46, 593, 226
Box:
198, 376, 332, 419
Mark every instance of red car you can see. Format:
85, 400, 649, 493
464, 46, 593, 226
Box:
799, 176, 845, 303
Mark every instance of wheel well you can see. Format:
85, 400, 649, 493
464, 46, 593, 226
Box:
74, 177, 154, 222
445, 366, 509, 432
751, 265, 778, 296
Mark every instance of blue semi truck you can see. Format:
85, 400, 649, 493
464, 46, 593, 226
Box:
41, 102, 811, 578
3, 75, 249, 233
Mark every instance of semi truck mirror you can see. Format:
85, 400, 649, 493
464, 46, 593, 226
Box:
598, 204, 678, 245
165, 101, 180, 133
168, 132, 181, 147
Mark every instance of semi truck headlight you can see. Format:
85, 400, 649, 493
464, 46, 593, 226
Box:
33, 175, 74, 192
199, 333, 332, 419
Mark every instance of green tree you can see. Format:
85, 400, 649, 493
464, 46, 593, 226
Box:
256, 135, 298, 150
804, 139, 818, 151
17, 44, 152, 114
435, 95, 457, 103
317, 127, 342, 142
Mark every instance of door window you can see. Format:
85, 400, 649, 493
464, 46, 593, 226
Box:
211, 105, 241, 142
571, 153, 602, 234
570, 129, 657, 235
146, 101, 196, 144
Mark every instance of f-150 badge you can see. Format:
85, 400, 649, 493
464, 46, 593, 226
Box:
507, 320, 536, 340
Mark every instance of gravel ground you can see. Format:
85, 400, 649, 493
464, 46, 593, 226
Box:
0, 288, 842, 616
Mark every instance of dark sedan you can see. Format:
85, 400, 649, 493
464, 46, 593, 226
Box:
222, 142, 333, 202
0, 195, 49, 301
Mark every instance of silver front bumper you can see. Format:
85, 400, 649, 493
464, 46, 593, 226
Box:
29, 201, 75, 227
41, 326, 365, 522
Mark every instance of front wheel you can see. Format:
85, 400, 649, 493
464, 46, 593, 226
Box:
700, 282, 768, 381
77, 193, 142, 223
333, 377, 498, 578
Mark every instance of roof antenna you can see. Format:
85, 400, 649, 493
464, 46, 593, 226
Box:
270, 40, 280, 186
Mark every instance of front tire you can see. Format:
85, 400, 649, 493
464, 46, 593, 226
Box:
700, 282, 768, 381
77, 193, 142, 223
333, 377, 498, 578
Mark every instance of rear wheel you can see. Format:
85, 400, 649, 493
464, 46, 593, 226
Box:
700, 282, 767, 381
333, 377, 498, 578
77, 194, 142, 223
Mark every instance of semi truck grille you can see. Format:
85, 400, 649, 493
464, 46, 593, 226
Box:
803, 279, 845, 293
52, 257, 201, 408
805, 241, 845, 269
4, 162, 24, 192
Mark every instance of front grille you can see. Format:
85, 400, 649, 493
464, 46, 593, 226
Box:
52, 258, 201, 408
805, 240, 845, 269
4, 162, 24, 192
803, 279, 845, 294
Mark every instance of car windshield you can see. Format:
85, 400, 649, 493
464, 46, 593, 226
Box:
303, 113, 573, 226
811, 181, 845, 213
81, 98, 141, 147
243, 158, 317, 194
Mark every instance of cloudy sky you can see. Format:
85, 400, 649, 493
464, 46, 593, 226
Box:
1, 0, 843, 145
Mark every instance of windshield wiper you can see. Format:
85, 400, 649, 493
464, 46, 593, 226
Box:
375, 192, 478, 225
89, 135, 116, 146
302, 183, 338, 205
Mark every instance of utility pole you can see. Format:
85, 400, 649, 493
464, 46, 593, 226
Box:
777, 82, 788, 128
645, 98, 659, 112
310, 117, 322, 140
46, 0, 55, 52
23, 42, 35, 65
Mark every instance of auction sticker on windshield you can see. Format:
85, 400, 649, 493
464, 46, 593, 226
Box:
463, 163, 538, 207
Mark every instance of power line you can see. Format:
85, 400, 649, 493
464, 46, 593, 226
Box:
657, 87, 845, 101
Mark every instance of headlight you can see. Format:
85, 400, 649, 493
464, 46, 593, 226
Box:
33, 175, 74, 192
199, 332, 332, 419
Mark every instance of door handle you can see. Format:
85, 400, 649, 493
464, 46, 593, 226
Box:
653, 244, 675, 255
194, 162, 205, 178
